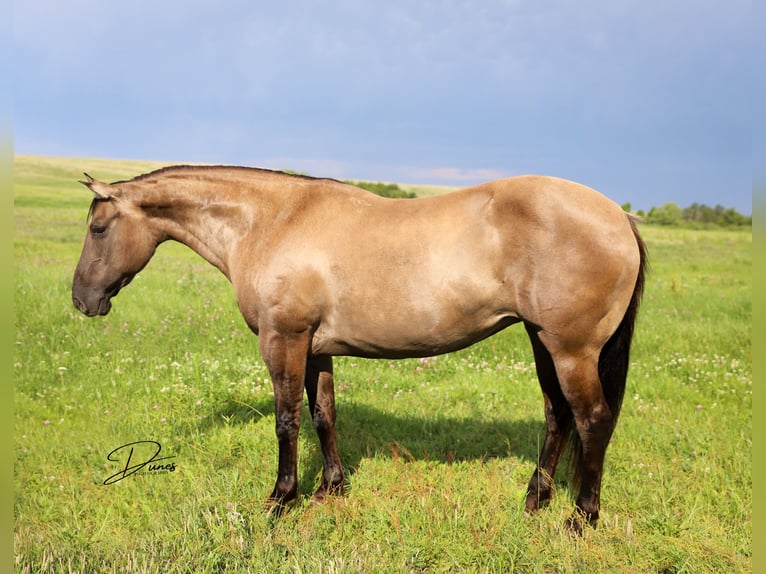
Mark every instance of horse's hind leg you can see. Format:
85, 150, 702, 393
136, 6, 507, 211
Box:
524, 323, 573, 514
305, 355, 345, 501
543, 343, 614, 535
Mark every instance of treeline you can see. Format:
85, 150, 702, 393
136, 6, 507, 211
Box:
622, 202, 751, 228
346, 180, 417, 199
281, 171, 417, 198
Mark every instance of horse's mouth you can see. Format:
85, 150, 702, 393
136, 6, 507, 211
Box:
72, 276, 130, 317
95, 296, 113, 316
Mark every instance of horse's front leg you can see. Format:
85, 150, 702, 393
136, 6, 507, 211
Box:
259, 329, 311, 507
305, 355, 344, 501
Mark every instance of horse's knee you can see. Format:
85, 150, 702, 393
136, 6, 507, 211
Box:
312, 401, 336, 433
313, 414, 331, 436
275, 409, 300, 442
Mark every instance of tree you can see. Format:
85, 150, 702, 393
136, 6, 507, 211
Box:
646, 202, 682, 226
646, 201, 750, 227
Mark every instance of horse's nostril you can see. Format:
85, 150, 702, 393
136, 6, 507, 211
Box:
72, 296, 86, 314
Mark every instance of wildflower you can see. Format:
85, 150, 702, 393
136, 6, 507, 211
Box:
43, 419, 50, 425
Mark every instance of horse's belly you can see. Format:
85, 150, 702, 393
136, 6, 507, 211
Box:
306, 219, 521, 358
310, 303, 521, 359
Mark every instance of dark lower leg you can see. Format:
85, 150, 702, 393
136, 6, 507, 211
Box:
261, 331, 310, 507
269, 392, 303, 504
525, 395, 571, 512
525, 323, 571, 513
567, 405, 613, 534
305, 356, 344, 500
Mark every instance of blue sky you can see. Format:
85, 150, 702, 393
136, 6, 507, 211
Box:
13, 0, 752, 213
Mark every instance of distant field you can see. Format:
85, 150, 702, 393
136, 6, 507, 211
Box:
14, 156, 751, 572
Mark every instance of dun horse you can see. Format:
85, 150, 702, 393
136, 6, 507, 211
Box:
72, 166, 646, 534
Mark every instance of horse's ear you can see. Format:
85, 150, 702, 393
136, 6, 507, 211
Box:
79, 173, 113, 199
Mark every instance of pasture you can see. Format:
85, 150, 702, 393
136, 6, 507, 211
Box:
14, 155, 751, 572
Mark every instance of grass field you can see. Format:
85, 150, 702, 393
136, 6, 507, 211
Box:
14, 155, 751, 572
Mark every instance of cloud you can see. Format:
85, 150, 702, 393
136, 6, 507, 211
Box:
12, 0, 753, 214
404, 166, 510, 184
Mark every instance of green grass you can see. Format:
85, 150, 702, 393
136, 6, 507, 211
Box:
14, 155, 751, 572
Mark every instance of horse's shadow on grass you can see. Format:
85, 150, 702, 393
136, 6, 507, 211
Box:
202, 393, 545, 504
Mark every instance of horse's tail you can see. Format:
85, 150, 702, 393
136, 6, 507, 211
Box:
598, 215, 647, 434
570, 214, 648, 484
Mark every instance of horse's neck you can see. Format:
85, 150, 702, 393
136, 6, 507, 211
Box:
133, 178, 259, 279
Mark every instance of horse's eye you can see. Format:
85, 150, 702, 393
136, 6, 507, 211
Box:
90, 224, 107, 237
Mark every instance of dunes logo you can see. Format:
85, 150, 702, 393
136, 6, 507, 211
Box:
103, 440, 177, 485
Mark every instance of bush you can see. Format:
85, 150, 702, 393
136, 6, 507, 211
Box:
645, 201, 750, 228
646, 202, 683, 226
346, 180, 417, 199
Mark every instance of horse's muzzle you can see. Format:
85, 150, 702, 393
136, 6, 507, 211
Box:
72, 294, 112, 317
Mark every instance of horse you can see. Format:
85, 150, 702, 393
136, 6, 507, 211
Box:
72, 165, 647, 534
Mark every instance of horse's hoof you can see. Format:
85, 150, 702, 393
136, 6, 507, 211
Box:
524, 490, 552, 514
264, 488, 298, 517
311, 481, 345, 504
263, 497, 284, 516
564, 514, 584, 537
565, 509, 597, 537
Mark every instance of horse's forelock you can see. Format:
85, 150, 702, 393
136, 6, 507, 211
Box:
86, 197, 111, 223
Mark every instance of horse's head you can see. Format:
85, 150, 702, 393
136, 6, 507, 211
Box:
72, 174, 162, 316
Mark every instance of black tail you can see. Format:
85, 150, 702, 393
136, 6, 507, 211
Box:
569, 215, 648, 484
598, 215, 647, 432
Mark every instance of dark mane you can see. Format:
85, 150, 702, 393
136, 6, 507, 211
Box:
113, 165, 338, 185
85, 165, 351, 224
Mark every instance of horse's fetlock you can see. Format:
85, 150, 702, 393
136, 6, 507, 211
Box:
271, 475, 298, 501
